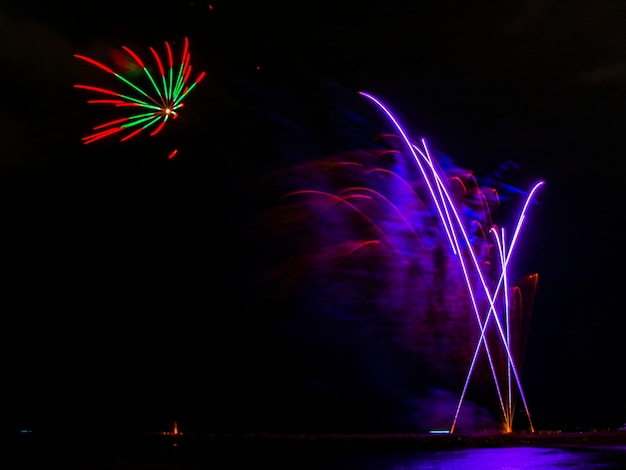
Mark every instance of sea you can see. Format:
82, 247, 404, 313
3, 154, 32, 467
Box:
318, 446, 626, 469
13, 431, 626, 469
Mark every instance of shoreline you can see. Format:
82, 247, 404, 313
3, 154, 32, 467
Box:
169, 430, 626, 448
18, 429, 626, 448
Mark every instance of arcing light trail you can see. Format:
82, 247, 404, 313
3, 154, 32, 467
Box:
359, 91, 544, 433
74, 37, 205, 154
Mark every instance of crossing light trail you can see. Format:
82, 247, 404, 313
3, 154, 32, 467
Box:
360, 91, 543, 433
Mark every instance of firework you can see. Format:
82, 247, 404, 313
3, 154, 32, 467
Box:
259, 91, 544, 433
74, 37, 205, 146
358, 92, 543, 433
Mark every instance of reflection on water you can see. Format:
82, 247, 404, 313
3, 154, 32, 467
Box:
328, 446, 626, 470
13, 433, 626, 469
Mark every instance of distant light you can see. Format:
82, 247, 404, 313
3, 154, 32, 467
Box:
20, 429, 33, 434
429, 429, 451, 434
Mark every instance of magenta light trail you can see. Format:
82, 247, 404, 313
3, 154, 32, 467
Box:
417, 135, 531, 431
451, 181, 544, 433
421, 133, 543, 434
359, 91, 544, 433
358, 92, 459, 256
74, 37, 205, 147
342, 186, 425, 245
496, 228, 513, 427
409, 137, 514, 430
283, 190, 417, 266
424, 141, 544, 433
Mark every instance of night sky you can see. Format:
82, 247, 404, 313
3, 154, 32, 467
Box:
5, 1, 625, 438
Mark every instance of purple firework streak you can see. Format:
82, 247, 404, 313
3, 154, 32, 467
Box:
258, 92, 544, 433
74, 37, 205, 158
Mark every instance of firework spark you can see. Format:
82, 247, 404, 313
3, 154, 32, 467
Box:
74, 37, 205, 147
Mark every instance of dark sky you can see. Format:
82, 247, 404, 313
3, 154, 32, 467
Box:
4, 1, 625, 437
